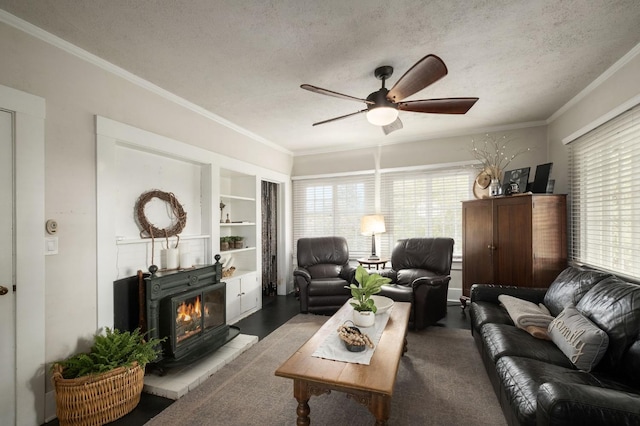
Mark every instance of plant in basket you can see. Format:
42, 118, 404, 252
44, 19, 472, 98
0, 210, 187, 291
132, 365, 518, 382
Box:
51, 328, 164, 426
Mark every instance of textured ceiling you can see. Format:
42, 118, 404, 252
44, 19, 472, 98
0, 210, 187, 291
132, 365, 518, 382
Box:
1, 0, 640, 155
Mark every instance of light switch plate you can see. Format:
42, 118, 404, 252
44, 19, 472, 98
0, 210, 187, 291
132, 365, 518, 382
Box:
45, 237, 58, 255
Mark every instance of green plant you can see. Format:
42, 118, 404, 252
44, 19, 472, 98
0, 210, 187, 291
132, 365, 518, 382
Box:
52, 328, 165, 379
345, 265, 391, 313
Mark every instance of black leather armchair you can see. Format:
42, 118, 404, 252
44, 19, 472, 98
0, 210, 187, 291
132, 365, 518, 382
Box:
379, 238, 454, 329
294, 236, 356, 315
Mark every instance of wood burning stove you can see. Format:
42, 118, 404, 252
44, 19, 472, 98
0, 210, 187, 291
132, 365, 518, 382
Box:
144, 257, 239, 368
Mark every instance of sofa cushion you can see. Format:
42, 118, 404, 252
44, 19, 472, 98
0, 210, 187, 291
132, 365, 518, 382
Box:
307, 278, 350, 297
543, 266, 611, 316
495, 356, 616, 426
576, 276, 640, 371
482, 323, 573, 368
548, 305, 609, 372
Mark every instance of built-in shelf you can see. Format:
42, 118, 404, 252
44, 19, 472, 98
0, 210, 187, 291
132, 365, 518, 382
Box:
220, 194, 255, 202
219, 247, 256, 254
220, 167, 259, 321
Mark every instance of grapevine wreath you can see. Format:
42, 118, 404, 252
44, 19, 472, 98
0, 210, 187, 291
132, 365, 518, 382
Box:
135, 189, 187, 239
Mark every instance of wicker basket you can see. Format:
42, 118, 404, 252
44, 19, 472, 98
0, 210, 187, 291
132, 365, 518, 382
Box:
51, 362, 144, 426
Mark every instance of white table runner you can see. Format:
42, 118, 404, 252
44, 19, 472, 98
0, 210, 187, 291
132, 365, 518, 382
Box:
311, 305, 392, 365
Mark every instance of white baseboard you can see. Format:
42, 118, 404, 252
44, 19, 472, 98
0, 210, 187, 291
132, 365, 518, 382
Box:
447, 287, 462, 304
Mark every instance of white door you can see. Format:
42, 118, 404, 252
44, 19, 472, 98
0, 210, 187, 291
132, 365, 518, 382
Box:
0, 109, 16, 423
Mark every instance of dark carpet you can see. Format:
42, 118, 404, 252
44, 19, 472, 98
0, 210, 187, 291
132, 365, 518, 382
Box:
145, 313, 505, 425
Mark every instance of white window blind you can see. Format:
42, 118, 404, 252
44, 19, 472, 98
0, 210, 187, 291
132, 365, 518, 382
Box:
293, 173, 375, 259
380, 168, 476, 259
568, 104, 640, 278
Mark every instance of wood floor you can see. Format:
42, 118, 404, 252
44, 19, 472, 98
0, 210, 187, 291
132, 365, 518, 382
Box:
43, 294, 471, 426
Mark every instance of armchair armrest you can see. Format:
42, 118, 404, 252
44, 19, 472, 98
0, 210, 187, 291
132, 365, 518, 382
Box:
293, 267, 311, 283
412, 275, 451, 288
470, 284, 547, 305
378, 269, 398, 282
339, 265, 356, 283
537, 382, 640, 426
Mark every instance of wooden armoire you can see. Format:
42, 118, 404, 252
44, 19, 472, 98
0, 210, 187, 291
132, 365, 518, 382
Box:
462, 194, 567, 296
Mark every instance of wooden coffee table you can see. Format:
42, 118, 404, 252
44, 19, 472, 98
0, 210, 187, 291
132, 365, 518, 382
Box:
275, 301, 411, 425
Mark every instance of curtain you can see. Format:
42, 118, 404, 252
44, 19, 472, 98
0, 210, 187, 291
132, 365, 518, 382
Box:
261, 181, 278, 296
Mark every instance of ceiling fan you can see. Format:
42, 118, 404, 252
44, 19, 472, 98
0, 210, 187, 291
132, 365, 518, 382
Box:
301, 54, 478, 135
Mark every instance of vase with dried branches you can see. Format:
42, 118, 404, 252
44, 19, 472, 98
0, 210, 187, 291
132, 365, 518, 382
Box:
471, 134, 531, 195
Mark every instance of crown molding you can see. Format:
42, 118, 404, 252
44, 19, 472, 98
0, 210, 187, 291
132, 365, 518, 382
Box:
0, 10, 292, 156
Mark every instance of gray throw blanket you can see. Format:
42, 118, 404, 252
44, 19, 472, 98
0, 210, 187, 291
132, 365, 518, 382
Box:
498, 294, 554, 329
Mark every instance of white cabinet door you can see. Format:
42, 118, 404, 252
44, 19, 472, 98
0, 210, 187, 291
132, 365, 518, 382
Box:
239, 272, 258, 314
225, 277, 242, 323
226, 272, 259, 323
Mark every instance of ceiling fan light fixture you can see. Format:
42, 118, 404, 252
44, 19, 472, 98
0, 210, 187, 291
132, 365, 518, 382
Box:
366, 106, 398, 126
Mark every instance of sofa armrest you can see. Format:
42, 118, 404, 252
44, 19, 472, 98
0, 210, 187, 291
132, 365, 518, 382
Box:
412, 275, 451, 288
537, 382, 640, 426
470, 284, 547, 304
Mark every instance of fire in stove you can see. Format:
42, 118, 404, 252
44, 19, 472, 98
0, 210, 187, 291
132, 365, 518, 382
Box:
176, 295, 204, 343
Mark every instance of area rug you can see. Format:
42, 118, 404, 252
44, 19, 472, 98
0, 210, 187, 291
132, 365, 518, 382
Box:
145, 314, 506, 425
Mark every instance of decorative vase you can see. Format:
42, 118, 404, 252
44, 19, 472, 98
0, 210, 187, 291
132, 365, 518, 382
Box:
353, 310, 375, 327
489, 177, 501, 197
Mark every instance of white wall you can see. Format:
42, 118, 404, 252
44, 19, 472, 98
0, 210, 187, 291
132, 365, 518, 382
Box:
0, 19, 293, 416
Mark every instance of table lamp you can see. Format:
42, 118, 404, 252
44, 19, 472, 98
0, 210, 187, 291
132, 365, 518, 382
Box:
360, 215, 386, 260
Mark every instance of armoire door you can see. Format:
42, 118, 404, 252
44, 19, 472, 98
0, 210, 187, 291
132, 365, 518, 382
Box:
462, 200, 494, 296
494, 197, 533, 286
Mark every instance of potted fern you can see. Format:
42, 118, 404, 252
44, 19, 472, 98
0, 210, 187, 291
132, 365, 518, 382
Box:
345, 265, 391, 327
51, 328, 164, 425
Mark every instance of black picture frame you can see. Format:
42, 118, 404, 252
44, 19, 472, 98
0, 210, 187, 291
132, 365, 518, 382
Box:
532, 163, 553, 193
502, 167, 530, 194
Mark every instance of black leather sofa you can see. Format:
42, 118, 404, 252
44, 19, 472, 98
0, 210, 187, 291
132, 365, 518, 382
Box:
294, 236, 355, 315
379, 238, 454, 329
469, 266, 640, 425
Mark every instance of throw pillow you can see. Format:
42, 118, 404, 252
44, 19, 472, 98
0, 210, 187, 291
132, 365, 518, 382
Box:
548, 305, 609, 372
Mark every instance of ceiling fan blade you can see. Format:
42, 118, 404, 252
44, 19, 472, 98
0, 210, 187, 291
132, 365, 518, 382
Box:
301, 84, 373, 104
398, 97, 479, 114
382, 117, 403, 135
312, 109, 367, 126
387, 55, 448, 102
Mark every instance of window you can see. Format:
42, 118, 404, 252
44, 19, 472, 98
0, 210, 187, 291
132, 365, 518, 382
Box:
292, 173, 375, 259
292, 166, 476, 261
380, 168, 475, 259
568, 104, 640, 278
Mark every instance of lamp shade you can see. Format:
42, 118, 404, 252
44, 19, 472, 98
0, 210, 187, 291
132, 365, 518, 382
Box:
360, 215, 386, 236
366, 107, 398, 126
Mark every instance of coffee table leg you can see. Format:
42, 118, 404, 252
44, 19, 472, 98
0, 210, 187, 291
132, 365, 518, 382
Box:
293, 379, 311, 426
368, 394, 391, 425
